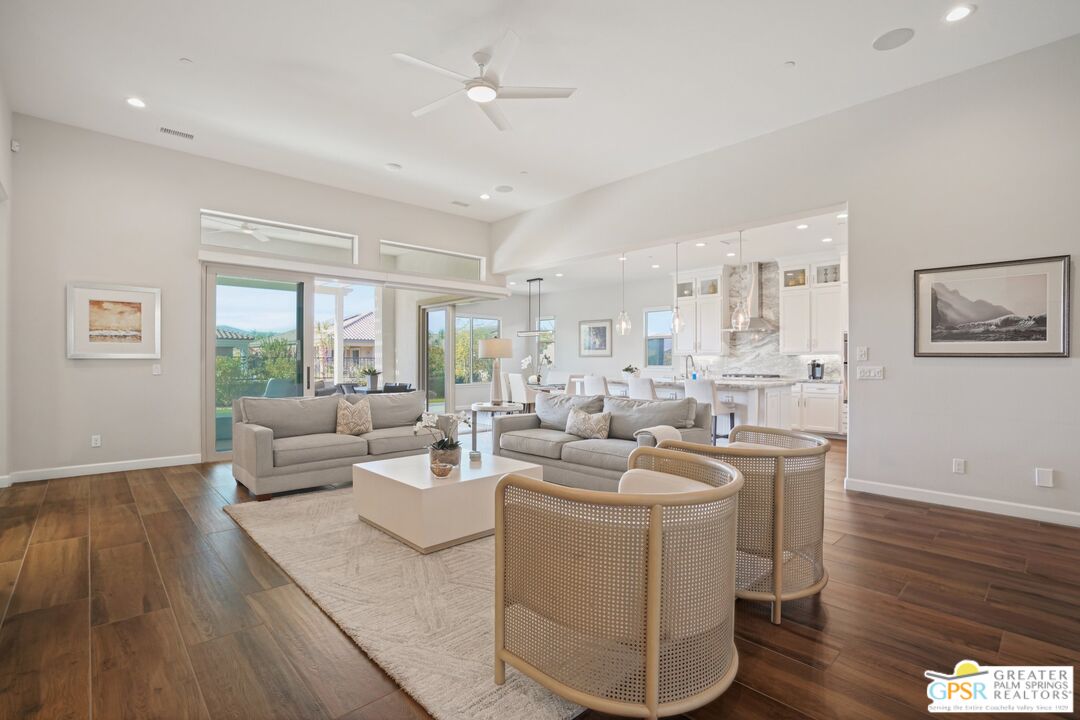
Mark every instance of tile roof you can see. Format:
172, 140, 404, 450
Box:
343, 312, 376, 342
216, 328, 255, 341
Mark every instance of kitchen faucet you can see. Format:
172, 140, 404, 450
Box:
684, 354, 697, 379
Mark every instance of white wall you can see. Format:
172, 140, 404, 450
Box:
9, 115, 489, 477
0, 78, 12, 484
539, 277, 675, 378
492, 37, 1080, 525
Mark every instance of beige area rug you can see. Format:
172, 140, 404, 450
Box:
225, 488, 581, 720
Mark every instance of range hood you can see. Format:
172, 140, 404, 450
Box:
724, 262, 776, 332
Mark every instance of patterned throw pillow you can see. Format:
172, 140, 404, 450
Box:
565, 407, 611, 440
336, 397, 372, 435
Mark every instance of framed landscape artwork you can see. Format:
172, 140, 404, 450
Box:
579, 319, 612, 357
67, 282, 161, 359
914, 256, 1070, 357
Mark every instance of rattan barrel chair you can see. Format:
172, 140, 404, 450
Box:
494, 447, 744, 720
659, 425, 830, 625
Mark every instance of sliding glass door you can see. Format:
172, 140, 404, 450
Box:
420, 306, 452, 412
204, 267, 315, 459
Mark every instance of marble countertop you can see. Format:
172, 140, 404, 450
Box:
606, 377, 799, 390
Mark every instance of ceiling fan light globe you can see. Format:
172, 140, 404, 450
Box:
466, 84, 497, 103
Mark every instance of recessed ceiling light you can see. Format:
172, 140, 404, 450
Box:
651, 264, 660, 269
822, 237, 834, 243
619, 256, 627, 262
479, 193, 491, 200
126, 97, 147, 109
873, 28, 915, 52
836, 212, 848, 220
384, 162, 402, 172
555, 273, 564, 277
509, 281, 516, 286
494, 185, 514, 193
796, 224, 809, 230
726, 252, 736, 257
945, 4, 976, 22
695, 242, 706, 247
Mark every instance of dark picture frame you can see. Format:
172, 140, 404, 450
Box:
914, 255, 1070, 358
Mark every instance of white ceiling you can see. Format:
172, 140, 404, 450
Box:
3, 1, 1080, 222
507, 209, 849, 293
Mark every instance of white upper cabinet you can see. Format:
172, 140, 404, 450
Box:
674, 296, 698, 355
779, 290, 812, 354
697, 296, 724, 354
672, 270, 729, 356
778, 254, 847, 356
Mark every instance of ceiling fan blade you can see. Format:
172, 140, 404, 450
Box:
412, 89, 463, 117
252, 230, 273, 243
497, 86, 576, 99
478, 101, 511, 131
391, 53, 469, 82
484, 29, 520, 81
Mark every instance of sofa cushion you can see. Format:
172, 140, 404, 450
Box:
355, 392, 424, 429
565, 408, 611, 439
535, 393, 604, 430
603, 396, 697, 441
241, 395, 339, 438
618, 468, 711, 494
500, 429, 581, 460
561, 439, 639, 472
273, 433, 368, 467
336, 397, 373, 435
362, 425, 442, 455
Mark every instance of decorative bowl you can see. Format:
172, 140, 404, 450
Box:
430, 462, 453, 478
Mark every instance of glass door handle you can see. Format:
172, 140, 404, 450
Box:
306, 366, 311, 390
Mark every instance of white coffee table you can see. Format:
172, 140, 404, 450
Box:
352, 453, 543, 553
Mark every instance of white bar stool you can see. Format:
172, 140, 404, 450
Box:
683, 378, 736, 444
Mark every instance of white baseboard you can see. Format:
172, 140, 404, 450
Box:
0, 475, 10, 489
9, 454, 203, 483
844, 476, 1080, 528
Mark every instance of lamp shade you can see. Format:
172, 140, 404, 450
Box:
478, 338, 513, 359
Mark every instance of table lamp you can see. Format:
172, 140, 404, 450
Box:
478, 338, 513, 404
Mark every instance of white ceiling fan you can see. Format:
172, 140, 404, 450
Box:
204, 218, 273, 243
392, 30, 575, 131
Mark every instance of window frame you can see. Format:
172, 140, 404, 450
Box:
643, 306, 674, 369
537, 315, 555, 367
454, 314, 502, 386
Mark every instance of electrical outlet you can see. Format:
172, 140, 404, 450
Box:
1035, 468, 1054, 488
152, 364, 162, 376
856, 366, 884, 380
856, 346, 869, 361
952, 458, 966, 474
90, 434, 102, 448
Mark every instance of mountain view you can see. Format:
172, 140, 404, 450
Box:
931, 282, 1047, 342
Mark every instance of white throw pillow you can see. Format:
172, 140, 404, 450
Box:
336, 397, 372, 435
565, 407, 611, 440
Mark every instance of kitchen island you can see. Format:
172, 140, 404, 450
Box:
605, 376, 797, 431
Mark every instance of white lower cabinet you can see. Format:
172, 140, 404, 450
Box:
790, 383, 842, 434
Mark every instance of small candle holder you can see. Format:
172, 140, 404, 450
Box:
468, 451, 482, 464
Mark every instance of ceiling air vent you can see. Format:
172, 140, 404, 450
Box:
451, 200, 470, 207
159, 126, 194, 140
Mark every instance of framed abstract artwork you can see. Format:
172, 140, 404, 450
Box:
579, 319, 612, 357
914, 256, 1070, 357
67, 282, 162, 359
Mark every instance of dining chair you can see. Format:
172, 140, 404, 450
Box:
583, 374, 609, 396
683, 379, 736, 444
508, 373, 538, 411
627, 376, 659, 400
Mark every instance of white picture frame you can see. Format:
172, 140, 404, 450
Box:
579, 319, 612, 357
67, 282, 162, 359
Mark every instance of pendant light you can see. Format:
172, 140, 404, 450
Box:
670, 242, 685, 333
730, 231, 751, 332
517, 278, 545, 337
616, 255, 631, 335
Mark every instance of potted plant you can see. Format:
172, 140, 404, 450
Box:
622, 364, 640, 381
414, 411, 470, 471
355, 364, 380, 389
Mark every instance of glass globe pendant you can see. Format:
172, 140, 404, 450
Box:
730, 230, 751, 331
670, 242, 683, 334
616, 255, 632, 335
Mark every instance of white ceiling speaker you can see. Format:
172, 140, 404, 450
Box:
392, 30, 576, 131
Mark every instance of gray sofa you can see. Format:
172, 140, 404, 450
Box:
232, 392, 447, 498
492, 394, 712, 491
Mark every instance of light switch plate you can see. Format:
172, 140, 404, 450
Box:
152, 364, 162, 376
856, 346, 869, 361
952, 458, 966, 474
1035, 468, 1054, 488
856, 366, 884, 380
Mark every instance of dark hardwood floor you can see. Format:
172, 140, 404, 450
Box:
0, 436, 1077, 719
